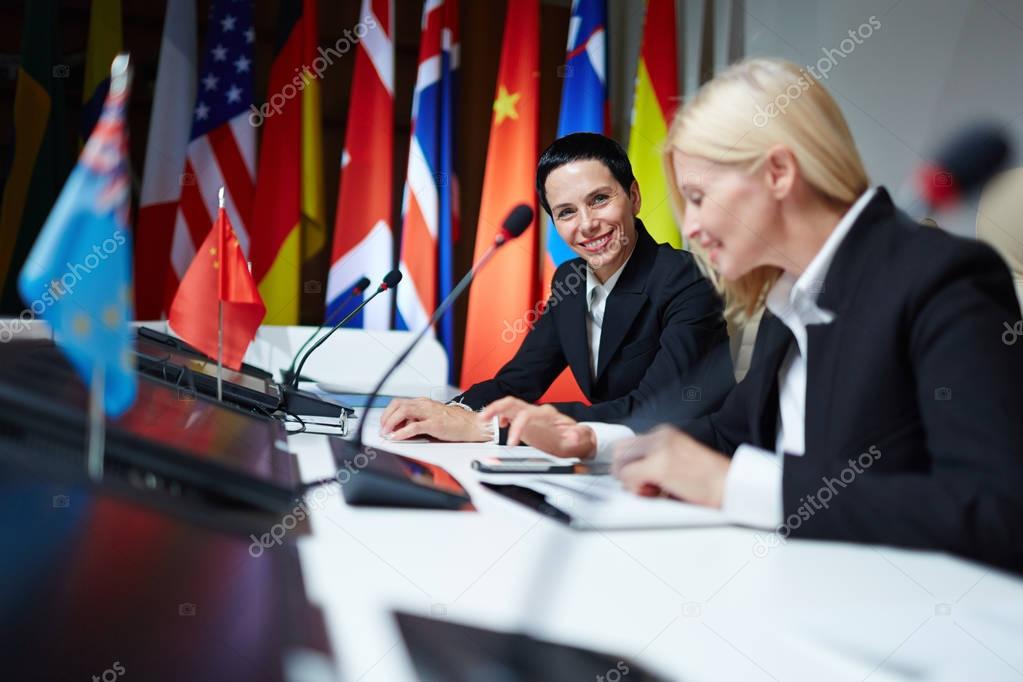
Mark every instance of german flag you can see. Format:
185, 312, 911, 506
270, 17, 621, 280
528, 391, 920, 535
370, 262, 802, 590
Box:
251, 0, 323, 324
300, 0, 327, 321
0, 0, 70, 313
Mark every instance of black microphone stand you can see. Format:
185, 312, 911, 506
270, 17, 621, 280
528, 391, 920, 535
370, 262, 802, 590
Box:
280, 279, 369, 385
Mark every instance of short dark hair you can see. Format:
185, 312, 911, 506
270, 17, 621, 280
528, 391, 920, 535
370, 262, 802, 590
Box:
535, 132, 636, 217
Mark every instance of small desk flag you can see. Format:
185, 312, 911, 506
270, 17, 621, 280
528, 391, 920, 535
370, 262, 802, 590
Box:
18, 55, 136, 417
168, 190, 266, 371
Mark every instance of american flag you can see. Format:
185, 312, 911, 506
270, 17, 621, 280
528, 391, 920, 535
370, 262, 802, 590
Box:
165, 0, 256, 312
395, 0, 460, 376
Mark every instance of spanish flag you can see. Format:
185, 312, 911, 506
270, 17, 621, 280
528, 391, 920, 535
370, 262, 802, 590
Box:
0, 0, 69, 313
81, 0, 122, 141
627, 0, 682, 247
251, 0, 322, 324
460, 0, 540, 388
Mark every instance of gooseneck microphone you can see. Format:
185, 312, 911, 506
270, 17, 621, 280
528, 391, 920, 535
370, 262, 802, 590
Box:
290, 270, 402, 388
352, 204, 534, 449
281, 275, 372, 385
916, 123, 1012, 214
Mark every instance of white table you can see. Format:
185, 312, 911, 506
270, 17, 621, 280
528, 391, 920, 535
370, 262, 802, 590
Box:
287, 409, 1023, 682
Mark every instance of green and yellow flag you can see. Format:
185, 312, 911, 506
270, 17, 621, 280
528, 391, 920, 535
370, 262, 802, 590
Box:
628, 0, 682, 248
0, 0, 70, 313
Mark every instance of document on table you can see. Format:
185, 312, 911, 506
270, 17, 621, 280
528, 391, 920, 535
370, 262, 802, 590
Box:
479, 473, 727, 530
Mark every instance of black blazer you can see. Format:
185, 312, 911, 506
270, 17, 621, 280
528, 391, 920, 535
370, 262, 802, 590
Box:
456, 220, 734, 421
681, 189, 1023, 572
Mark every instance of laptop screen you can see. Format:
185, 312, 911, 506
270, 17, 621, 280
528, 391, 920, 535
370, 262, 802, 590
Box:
0, 341, 296, 510
113, 374, 288, 482
135, 335, 279, 399
0, 462, 333, 680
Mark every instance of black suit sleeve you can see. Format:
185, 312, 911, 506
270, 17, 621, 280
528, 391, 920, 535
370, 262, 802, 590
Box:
553, 258, 734, 423
454, 291, 569, 410
667, 316, 789, 454
785, 244, 1023, 570
676, 367, 757, 456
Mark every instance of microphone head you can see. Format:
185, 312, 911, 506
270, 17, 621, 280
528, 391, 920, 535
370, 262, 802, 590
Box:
380, 269, 403, 290
496, 204, 534, 244
354, 276, 371, 294
918, 123, 1012, 209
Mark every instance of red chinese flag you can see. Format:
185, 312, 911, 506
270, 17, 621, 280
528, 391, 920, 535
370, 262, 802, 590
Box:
460, 0, 540, 388
168, 204, 266, 370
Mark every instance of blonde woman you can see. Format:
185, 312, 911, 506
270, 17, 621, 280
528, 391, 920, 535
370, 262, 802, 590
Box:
484, 58, 1023, 571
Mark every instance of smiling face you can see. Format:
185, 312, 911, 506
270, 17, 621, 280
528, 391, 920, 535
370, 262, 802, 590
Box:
672, 150, 781, 281
544, 159, 640, 280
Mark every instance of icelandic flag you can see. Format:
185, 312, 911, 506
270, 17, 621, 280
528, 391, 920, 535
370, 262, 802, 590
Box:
395, 0, 460, 379
18, 57, 136, 416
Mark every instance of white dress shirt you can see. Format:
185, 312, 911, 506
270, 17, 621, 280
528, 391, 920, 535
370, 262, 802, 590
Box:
585, 257, 630, 379
586, 188, 878, 529
448, 252, 631, 443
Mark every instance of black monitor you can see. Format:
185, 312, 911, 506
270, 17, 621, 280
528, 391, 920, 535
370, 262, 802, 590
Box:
134, 330, 354, 420
0, 459, 336, 681
0, 341, 300, 514
394, 611, 669, 682
138, 324, 274, 379
134, 334, 283, 414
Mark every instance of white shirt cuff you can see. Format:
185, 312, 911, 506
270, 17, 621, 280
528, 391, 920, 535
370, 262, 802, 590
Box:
486, 415, 499, 444
580, 422, 635, 463
722, 444, 784, 529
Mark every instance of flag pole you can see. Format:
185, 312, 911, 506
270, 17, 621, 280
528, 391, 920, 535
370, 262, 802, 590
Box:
218, 301, 224, 401
87, 362, 106, 481
85, 53, 131, 482
217, 186, 225, 402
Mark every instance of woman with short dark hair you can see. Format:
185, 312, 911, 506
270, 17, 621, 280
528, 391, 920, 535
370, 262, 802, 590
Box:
379, 132, 733, 443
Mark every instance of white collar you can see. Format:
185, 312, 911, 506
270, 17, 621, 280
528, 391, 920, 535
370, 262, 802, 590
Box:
585, 252, 632, 310
766, 187, 877, 326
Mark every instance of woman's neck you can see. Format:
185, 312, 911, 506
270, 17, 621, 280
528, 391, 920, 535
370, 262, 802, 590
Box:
777, 197, 851, 277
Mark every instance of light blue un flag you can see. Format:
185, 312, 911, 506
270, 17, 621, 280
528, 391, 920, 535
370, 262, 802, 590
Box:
18, 58, 136, 416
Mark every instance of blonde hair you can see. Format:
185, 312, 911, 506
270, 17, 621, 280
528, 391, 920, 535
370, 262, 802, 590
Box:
664, 58, 869, 318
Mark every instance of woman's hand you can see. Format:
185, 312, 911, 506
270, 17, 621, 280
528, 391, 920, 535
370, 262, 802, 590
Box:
613, 425, 732, 507
480, 397, 597, 459
379, 398, 492, 442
